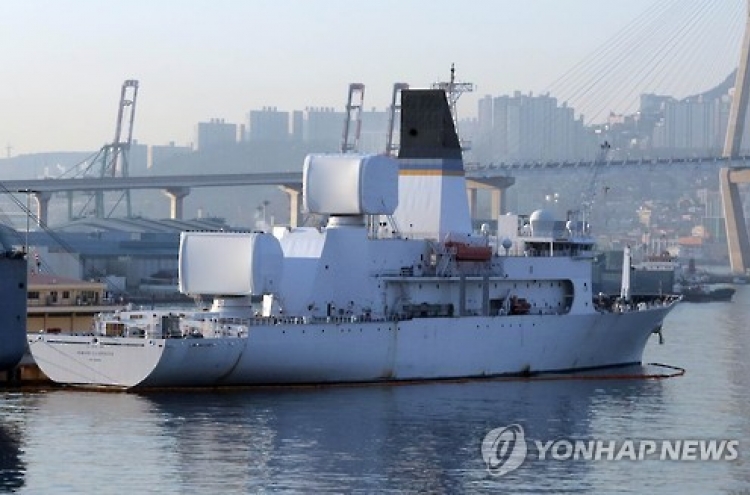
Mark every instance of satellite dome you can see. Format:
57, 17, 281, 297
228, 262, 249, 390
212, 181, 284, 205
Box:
529, 209, 556, 237
529, 209, 556, 223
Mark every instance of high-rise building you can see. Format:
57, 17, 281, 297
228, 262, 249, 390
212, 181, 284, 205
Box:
148, 142, 192, 170
195, 118, 237, 151
652, 98, 719, 154
358, 108, 389, 154
128, 140, 149, 175
303, 107, 343, 149
647, 73, 750, 157
475, 92, 591, 164
247, 107, 290, 142
477, 95, 494, 134
291, 111, 304, 142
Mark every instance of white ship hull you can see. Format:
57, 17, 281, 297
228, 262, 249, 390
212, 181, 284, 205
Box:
29, 306, 671, 389
26, 88, 681, 390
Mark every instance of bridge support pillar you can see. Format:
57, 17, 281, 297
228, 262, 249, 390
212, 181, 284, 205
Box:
164, 187, 190, 220
279, 185, 302, 228
490, 189, 505, 223
467, 188, 478, 220
465, 177, 515, 232
95, 191, 104, 218
32, 191, 52, 227
66, 191, 74, 221
720, 167, 750, 273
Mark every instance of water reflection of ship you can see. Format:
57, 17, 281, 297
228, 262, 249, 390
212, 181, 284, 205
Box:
146, 375, 666, 491
19, 372, 664, 492
0, 421, 25, 492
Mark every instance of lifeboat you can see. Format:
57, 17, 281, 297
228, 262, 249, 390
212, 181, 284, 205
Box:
445, 241, 492, 261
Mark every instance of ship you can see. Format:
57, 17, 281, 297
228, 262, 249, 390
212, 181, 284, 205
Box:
593, 250, 676, 297
0, 227, 29, 375
27, 89, 681, 390
675, 283, 735, 303
674, 258, 737, 302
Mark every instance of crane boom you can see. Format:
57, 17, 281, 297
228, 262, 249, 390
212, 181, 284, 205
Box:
95, 79, 139, 218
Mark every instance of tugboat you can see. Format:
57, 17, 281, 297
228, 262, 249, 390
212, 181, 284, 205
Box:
676, 283, 735, 303
675, 259, 736, 302
27, 88, 681, 390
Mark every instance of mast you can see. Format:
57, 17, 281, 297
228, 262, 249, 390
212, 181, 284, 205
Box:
431, 64, 474, 149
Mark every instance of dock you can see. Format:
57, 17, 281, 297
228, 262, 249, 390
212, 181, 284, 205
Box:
0, 352, 51, 388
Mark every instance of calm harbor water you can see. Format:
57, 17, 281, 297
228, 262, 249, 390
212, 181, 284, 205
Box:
2, 287, 750, 494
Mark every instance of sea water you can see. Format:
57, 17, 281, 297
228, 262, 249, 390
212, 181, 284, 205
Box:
2, 287, 750, 494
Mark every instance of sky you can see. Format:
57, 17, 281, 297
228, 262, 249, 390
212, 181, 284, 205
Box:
0, 0, 741, 155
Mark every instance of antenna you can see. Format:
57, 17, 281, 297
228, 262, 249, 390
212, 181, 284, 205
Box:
432, 64, 474, 149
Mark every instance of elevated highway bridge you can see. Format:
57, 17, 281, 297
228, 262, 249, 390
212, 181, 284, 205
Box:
466, 155, 750, 174
0, 171, 515, 232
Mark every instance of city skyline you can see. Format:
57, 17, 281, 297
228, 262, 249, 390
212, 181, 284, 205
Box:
1, 0, 743, 155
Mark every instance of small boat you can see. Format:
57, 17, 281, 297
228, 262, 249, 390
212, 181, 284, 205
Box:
27, 88, 681, 390
676, 283, 735, 303
444, 240, 493, 261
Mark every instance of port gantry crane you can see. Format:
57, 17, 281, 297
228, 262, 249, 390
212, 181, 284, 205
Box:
385, 82, 409, 157
95, 79, 139, 218
341, 83, 365, 154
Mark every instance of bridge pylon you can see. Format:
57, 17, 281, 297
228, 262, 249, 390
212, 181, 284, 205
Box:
721, 0, 750, 274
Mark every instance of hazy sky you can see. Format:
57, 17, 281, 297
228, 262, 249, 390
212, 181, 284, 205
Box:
0, 0, 740, 154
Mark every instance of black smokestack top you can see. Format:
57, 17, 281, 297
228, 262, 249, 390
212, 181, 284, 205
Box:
398, 89, 462, 160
